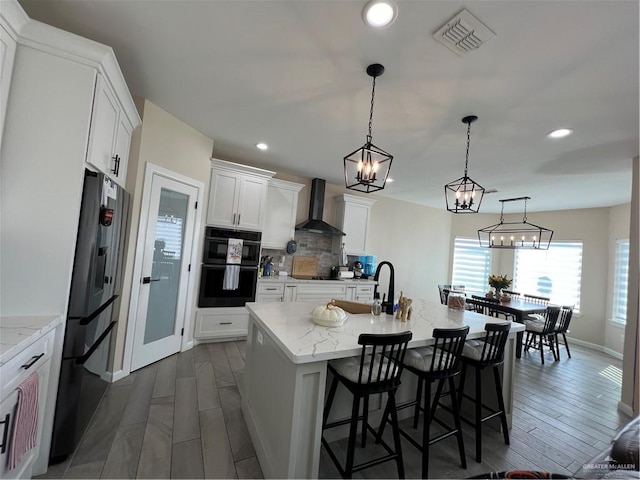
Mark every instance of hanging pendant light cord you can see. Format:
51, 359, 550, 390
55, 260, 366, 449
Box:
523, 197, 528, 222
464, 121, 471, 177
367, 75, 376, 144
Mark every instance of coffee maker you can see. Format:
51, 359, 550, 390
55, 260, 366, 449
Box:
353, 261, 363, 278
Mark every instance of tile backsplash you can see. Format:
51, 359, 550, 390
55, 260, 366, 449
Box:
262, 230, 344, 277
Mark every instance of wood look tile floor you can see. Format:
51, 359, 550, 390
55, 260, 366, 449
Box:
37, 341, 630, 479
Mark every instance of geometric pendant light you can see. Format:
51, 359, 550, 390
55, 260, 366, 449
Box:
477, 196, 554, 249
344, 63, 393, 193
444, 115, 485, 213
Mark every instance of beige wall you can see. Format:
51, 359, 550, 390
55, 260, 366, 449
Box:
111, 99, 214, 373
605, 203, 631, 355
451, 206, 613, 347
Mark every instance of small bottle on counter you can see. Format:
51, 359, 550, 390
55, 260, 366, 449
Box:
371, 293, 382, 316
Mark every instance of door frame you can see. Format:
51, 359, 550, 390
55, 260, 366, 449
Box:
122, 162, 204, 376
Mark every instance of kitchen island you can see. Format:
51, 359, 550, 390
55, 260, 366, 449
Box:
242, 300, 525, 479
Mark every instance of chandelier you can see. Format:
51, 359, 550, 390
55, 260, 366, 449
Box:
444, 115, 485, 213
344, 63, 393, 194
478, 197, 553, 249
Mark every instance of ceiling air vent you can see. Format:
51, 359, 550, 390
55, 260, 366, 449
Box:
433, 9, 496, 56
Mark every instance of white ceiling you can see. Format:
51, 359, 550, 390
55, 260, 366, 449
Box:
19, 0, 639, 213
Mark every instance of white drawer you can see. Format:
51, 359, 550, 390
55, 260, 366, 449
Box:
295, 284, 347, 296
356, 285, 374, 295
1, 329, 53, 400
195, 308, 249, 339
257, 283, 285, 295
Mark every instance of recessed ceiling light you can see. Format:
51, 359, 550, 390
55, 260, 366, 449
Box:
386, 178, 394, 183
256, 143, 268, 150
547, 128, 573, 139
362, 0, 398, 28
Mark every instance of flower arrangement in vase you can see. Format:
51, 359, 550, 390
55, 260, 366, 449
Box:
488, 274, 512, 300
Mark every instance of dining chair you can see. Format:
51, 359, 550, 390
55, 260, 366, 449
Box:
553, 305, 574, 359
438, 284, 465, 305
322, 331, 413, 479
502, 290, 520, 299
523, 305, 561, 364
523, 293, 550, 304
470, 295, 500, 318
377, 326, 469, 479
458, 323, 512, 462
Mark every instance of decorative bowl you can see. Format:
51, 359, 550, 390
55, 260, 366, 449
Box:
310, 302, 348, 327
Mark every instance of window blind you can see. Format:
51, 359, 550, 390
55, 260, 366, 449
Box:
156, 217, 184, 260
452, 237, 492, 295
514, 241, 583, 311
613, 239, 630, 323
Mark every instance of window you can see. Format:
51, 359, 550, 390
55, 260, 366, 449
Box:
451, 237, 492, 295
613, 239, 630, 323
156, 216, 184, 260
514, 241, 583, 311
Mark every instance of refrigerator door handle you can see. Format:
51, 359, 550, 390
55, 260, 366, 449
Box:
70, 294, 119, 326
75, 321, 117, 365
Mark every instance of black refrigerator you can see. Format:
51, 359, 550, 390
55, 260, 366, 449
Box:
49, 169, 129, 463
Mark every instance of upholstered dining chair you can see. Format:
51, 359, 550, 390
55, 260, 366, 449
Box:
438, 284, 465, 305
523, 293, 550, 305
523, 305, 561, 364
553, 305, 574, 359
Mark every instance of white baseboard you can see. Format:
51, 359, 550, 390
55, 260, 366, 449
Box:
617, 400, 635, 417
110, 369, 129, 383
569, 337, 623, 359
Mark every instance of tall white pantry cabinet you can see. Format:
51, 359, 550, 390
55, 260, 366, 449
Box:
0, 0, 140, 474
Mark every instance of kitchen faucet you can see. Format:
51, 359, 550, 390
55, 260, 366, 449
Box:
373, 261, 395, 315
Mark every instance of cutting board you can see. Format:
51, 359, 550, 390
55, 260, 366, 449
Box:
292, 256, 318, 279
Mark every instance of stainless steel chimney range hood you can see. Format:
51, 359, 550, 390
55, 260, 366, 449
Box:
295, 179, 345, 236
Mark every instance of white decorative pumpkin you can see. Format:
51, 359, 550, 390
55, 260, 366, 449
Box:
311, 302, 348, 327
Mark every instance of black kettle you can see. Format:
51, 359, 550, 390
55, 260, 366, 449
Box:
330, 266, 340, 279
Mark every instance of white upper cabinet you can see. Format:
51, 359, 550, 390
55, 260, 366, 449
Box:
85, 73, 133, 188
262, 179, 305, 249
206, 159, 275, 231
336, 194, 376, 255
0, 20, 17, 149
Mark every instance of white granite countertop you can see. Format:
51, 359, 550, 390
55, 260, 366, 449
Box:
258, 276, 377, 284
245, 299, 525, 364
0, 315, 63, 365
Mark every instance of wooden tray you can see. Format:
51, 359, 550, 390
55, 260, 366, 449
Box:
331, 299, 372, 314
292, 256, 318, 279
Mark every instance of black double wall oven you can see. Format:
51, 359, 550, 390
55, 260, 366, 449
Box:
198, 227, 261, 307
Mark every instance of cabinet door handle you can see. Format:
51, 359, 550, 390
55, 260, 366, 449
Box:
232, 213, 236, 225
265, 287, 278, 291
0, 413, 10, 454
111, 154, 120, 176
219, 322, 233, 325
142, 277, 161, 284
237, 213, 241, 225
21, 353, 45, 370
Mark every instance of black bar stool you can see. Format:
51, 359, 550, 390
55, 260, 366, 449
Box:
322, 331, 413, 479
457, 322, 511, 463
378, 326, 469, 479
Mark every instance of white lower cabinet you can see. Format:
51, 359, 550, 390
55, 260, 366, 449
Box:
346, 284, 375, 303
0, 330, 53, 480
283, 284, 298, 302
293, 283, 347, 302
256, 281, 376, 304
194, 307, 249, 339
255, 283, 284, 303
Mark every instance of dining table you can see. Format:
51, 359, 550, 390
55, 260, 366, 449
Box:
466, 297, 548, 358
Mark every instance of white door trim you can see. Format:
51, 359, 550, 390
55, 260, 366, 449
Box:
122, 162, 204, 376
